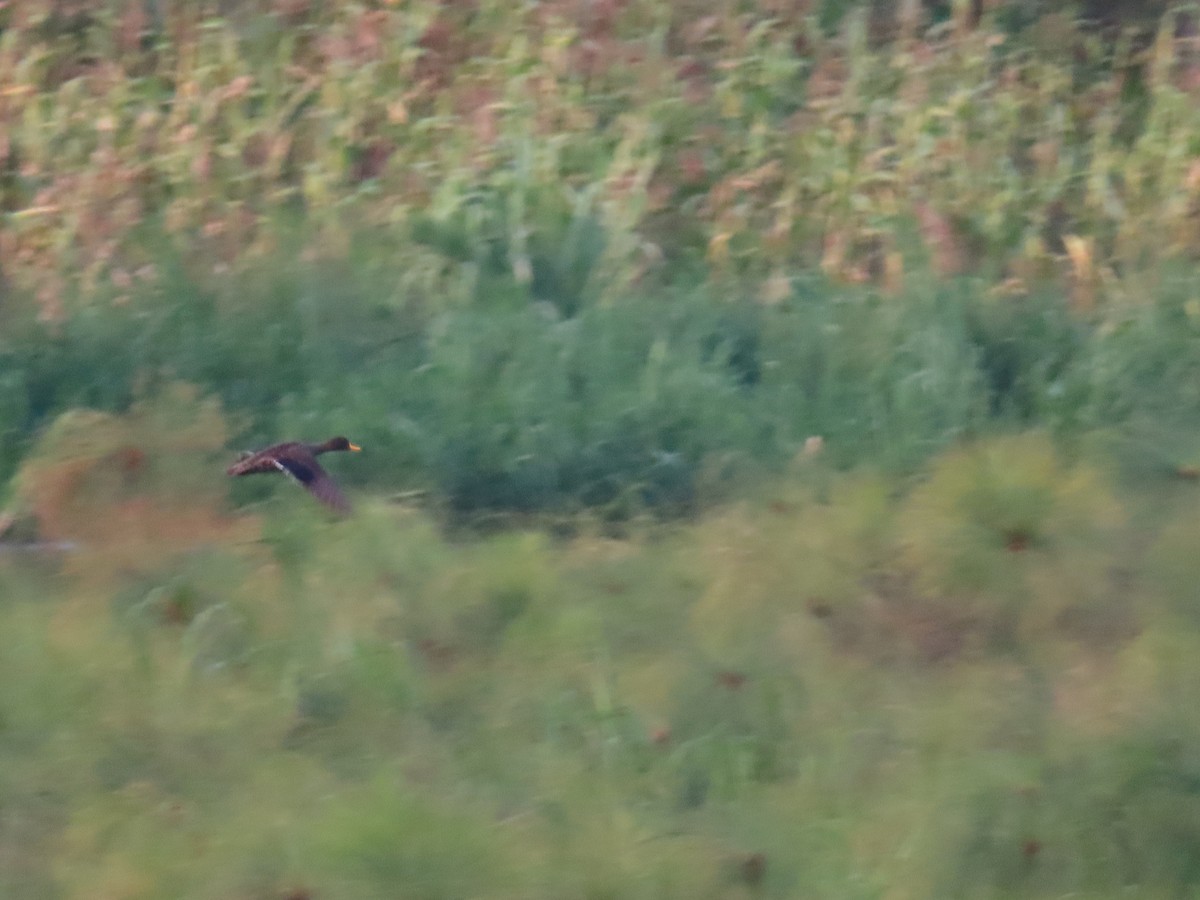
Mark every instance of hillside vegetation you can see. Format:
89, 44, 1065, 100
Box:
3, 1, 1200, 512
5, 2, 1200, 898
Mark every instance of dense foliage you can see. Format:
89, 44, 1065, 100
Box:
1, 0, 1198, 307
4, 1, 1200, 513
5, 3, 1200, 898
4, 406, 1200, 898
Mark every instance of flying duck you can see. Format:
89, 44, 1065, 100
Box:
227, 436, 361, 513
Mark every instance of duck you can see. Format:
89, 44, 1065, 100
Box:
227, 436, 361, 513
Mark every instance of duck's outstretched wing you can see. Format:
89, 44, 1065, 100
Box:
227, 442, 301, 477
226, 452, 280, 476
272, 455, 352, 514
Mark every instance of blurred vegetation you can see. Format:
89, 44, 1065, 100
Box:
4, 1, 1200, 896
2, 0, 1200, 513
3, 0, 1200, 306
3, 407, 1200, 897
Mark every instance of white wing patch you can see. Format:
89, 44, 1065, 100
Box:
272, 459, 303, 485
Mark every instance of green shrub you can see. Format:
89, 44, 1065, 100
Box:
7, 258, 1200, 517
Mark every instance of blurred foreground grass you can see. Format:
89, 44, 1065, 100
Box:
5, 396, 1200, 898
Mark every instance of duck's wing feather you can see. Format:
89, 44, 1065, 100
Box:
272, 455, 351, 514
227, 453, 281, 476
227, 442, 302, 477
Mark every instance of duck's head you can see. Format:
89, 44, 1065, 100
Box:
321, 436, 362, 453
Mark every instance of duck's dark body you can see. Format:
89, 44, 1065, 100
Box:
227, 437, 360, 513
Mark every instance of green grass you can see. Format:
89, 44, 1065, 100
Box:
5, 427, 1200, 898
